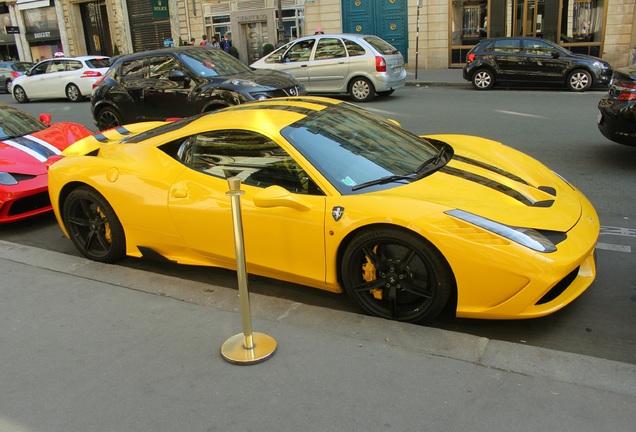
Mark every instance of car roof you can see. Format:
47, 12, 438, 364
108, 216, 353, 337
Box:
111, 46, 214, 62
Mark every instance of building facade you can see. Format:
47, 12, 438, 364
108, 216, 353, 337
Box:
0, 0, 634, 68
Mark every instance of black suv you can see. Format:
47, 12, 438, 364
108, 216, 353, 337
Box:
91, 46, 306, 130
463, 37, 612, 92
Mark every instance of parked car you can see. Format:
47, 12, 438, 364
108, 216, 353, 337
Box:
250, 34, 406, 102
0, 61, 33, 94
48, 96, 598, 323
463, 37, 612, 91
11, 56, 110, 103
597, 64, 636, 146
0, 103, 93, 223
90, 46, 306, 130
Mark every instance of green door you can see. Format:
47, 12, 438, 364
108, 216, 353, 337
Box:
342, 0, 408, 62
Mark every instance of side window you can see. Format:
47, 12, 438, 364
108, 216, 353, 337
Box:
121, 58, 146, 79
285, 39, 315, 62
314, 38, 346, 60
47, 61, 66, 73
66, 60, 83, 71
179, 130, 318, 195
265, 44, 289, 64
524, 40, 554, 56
148, 55, 179, 80
31, 62, 48, 75
489, 39, 521, 54
343, 39, 366, 57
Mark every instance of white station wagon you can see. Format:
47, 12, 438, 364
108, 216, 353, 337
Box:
12, 56, 110, 103
251, 34, 406, 102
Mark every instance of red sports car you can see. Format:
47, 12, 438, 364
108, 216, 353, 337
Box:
0, 103, 93, 223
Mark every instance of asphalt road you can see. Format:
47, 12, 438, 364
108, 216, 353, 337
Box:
1, 89, 634, 364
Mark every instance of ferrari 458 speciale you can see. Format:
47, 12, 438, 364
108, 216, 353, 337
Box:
0, 103, 93, 223
48, 97, 599, 322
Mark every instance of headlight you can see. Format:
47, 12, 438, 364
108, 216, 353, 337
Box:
223, 78, 260, 87
446, 209, 557, 253
0, 172, 18, 185
593, 61, 609, 70
250, 93, 272, 100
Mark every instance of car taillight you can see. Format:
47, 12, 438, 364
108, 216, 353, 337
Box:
82, 70, 103, 78
375, 56, 386, 72
614, 80, 636, 101
10, 71, 20, 78
92, 75, 106, 89
467, 53, 475, 63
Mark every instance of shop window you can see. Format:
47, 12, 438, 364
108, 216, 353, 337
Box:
561, 0, 604, 43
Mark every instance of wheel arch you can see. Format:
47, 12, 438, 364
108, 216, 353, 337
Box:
346, 74, 376, 92
335, 222, 458, 314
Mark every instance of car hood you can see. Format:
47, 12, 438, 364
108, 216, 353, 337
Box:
223, 69, 300, 88
375, 134, 584, 232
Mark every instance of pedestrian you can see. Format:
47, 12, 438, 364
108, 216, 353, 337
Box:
220, 34, 232, 53
190, 37, 195, 45
210, 36, 221, 49
200, 35, 210, 46
314, 26, 324, 35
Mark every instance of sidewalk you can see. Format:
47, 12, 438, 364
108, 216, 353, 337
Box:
1, 240, 635, 432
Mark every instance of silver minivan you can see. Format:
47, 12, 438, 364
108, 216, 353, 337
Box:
251, 34, 406, 102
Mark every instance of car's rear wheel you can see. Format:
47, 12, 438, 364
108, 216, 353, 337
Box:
377, 90, 394, 97
13, 85, 29, 103
66, 83, 82, 102
349, 77, 375, 102
96, 106, 123, 130
341, 226, 453, 323
472, 69, 494, 90
62, 186, 126, 263
567, 69, 592, 92
5, 79, 12, 94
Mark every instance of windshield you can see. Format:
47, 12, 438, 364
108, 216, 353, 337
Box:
179, 49, 252, 77
0, 105, 46, 140
280, 103, 442, 195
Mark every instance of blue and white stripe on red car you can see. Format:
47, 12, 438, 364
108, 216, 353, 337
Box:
3, 135, 62, 162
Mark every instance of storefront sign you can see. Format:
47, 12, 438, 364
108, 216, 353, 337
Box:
6, 26, 19, 34
34, 31, 51, 38
151, 0, 169, 20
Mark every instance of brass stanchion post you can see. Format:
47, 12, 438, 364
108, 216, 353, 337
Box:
221, 177, 276, 365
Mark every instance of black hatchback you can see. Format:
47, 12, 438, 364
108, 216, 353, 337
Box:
463, 37, 612, 92
91, 46, 306, 130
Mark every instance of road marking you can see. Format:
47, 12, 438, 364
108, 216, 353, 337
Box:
596, 242, 631, 253
495, 110, 546, 119
600, 226, 636, 237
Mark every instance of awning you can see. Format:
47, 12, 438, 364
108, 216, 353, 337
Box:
16, 0, 51, 11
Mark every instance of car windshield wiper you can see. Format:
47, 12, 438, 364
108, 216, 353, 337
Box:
351, 146, 450, 192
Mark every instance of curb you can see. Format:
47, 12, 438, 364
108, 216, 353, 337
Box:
1, 239, 634, 397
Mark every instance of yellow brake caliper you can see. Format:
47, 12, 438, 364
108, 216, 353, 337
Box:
97, 207, 112, 243
362, 245, 383, 300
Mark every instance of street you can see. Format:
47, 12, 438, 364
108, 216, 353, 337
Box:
1, 87, 634, 365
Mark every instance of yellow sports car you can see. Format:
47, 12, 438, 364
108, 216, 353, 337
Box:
48, 97, 599, 322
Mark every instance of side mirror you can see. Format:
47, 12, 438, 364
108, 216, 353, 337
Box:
39, 113, 52, 125
551, 50, 560, 59
168, 70, 189, 82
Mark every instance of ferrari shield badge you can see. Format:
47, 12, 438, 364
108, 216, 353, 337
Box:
332, 206, 345, 222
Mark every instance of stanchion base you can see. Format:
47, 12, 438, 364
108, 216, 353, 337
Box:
221, 332, 277, 365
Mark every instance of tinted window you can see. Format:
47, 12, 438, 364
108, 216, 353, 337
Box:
523, 40, 556, 55
30, 62, 48, 75
0, 105, 46, 139
179, 130, 315, 194
67, 60, 83, 71
363, 36, 399, 55
487, 39, 522, 53
148, 55, 179, 79
84, 58, 111, 68
344, 39, 366, 57
314, 38, 346, 60
121, 58, 145, 78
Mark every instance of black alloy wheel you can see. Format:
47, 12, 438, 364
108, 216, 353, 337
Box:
62, 186, 126, 263
341, 227, 453, 323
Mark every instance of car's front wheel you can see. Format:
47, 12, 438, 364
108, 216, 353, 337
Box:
95, 106, 123, 130
472, 69, 494, 90
62, 186, 126, 263
5, 79, 12, 94
349, 77, 375, 102
567, 69, 592, 92
341, 226, 453, 323
13, 85, 29, 103
66, 83, 82, 102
